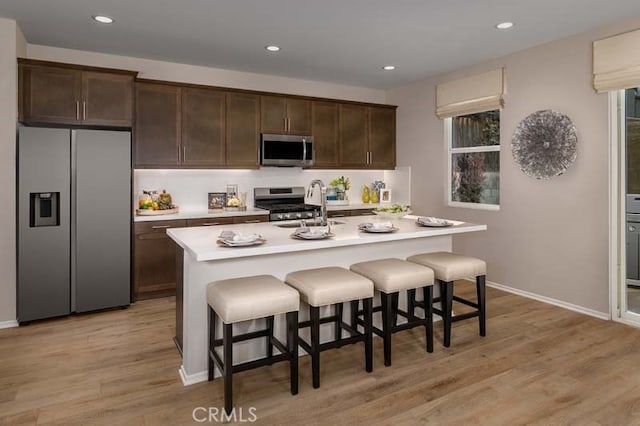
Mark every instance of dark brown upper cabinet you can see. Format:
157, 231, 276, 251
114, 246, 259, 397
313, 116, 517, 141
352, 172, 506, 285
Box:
260, 95, 311, 135
338, 104, 396, 170
182, 87, 226, 167
135, 82, 182, 167
339, 104, 369, 168
19, 61, 134, 127
227, 92, 260, 168
368, 106, 396, 169
311, 101, 340, 168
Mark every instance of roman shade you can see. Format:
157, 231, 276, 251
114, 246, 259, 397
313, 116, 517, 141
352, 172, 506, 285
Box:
593, 28, 640, 93
436, 68, 505, 119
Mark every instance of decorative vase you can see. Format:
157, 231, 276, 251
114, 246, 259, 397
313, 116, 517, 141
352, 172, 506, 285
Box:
361, 186, 370, 203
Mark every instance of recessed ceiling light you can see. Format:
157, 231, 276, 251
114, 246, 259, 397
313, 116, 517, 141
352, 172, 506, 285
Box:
92, 15, 114, 24
265, 45, 281, 52
382, 65, 396, 71
495, 22, 514, 30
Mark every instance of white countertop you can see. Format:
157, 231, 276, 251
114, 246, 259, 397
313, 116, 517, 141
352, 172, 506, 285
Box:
133, 208, 269, 222
167, 215, 486, 262
325, 202, 410, 211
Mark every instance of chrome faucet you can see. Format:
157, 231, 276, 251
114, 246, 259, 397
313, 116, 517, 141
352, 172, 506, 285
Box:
307, 179, 327, 226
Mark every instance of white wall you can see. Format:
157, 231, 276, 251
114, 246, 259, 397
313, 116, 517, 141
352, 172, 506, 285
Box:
27, 45, 386, 104
387, 17, 640, 315
0, 18, 20, 324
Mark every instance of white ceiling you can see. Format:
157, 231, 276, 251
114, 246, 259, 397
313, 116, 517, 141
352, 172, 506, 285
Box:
2, 0, 640, 89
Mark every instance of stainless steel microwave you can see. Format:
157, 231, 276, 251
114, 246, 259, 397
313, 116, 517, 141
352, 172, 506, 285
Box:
260, 134, 314, 167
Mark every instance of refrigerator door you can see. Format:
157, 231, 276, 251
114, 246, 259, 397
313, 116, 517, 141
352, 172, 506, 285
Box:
74, 129, 131, 312
18, 127, 71, 322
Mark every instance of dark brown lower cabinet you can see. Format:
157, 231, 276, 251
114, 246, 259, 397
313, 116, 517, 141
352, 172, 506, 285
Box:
328, 209, 374, 218
133, 220, 186, 301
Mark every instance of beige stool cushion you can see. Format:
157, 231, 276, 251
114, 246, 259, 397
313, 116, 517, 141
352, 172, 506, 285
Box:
350, 258, 434, 294
285, 267, 374, 307
407, 252, 486, 282
207, 275, 300, 324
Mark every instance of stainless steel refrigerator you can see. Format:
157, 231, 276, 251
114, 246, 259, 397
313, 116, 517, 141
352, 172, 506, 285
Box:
17, 127, 131, 323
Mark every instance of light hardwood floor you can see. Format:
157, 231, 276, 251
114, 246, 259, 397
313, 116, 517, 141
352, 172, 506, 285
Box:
2, 282, 640, 425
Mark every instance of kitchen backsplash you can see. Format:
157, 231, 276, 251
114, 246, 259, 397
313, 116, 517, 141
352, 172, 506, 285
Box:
134, 167, 411, 211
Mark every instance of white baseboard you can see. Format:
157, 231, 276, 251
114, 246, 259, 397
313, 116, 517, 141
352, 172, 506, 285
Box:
473, 279, 610, 321
179, 365, 209, 386
0, 320, 18, 329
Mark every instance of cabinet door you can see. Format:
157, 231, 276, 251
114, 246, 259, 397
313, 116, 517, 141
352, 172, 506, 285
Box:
339, 104, 368, 168
82, 72, 133, 127
135, 83, 181, 167
286, 98, 312, 135
182, 88, 226, 166
311, 101, 339, 168
227, 92, 260, 168
368, 107, 396, 169
20, 65, 82, 125
186, 217, 234, 227
260, 95, 286, 134
133, 220, 186, 301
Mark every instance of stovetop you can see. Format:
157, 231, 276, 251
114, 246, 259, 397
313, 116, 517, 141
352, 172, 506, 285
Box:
254, 187, 321, 221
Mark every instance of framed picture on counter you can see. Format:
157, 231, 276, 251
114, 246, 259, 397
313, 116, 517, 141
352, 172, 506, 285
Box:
208, 192, 227, 211
380, 188, 392, 204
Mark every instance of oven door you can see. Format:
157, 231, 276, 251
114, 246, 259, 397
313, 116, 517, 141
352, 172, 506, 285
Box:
260, 134, 314, 167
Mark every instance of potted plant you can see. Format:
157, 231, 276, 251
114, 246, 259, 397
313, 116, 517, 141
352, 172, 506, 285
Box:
329, 176, 351, 204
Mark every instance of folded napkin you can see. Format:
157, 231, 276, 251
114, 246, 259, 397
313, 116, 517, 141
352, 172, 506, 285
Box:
294, 226, 329, 236
417, 216, 451, 226
359, 221, 393, 230
218, 230, 261, 243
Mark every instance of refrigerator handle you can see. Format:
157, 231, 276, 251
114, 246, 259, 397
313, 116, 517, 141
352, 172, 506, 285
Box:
70, 130, 77, 312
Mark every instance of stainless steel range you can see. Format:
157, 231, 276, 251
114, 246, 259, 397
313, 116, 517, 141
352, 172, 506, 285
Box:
254, 187, 320, 221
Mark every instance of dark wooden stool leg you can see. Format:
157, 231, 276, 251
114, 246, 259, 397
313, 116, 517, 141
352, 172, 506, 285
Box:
380, 292, 394, 366
334, 303, 343, 342
208, 305, 216, 381
424, 285, 433, 353
477, 275, 486, 337
407, 288, 416, 320
266, 315, 274, 358
310, 306, 321, 389
441, 280, 453, 348
391, 292, 399, 326
223, 322, 233, 415
287, 311, 299, 395
363, 297, 373, 373
350, 300, 359, 331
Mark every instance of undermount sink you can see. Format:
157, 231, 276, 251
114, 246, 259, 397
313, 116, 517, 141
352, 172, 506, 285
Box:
273, 220, 345, 228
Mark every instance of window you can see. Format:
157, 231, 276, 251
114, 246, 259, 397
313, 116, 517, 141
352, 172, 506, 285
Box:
447, 110, 500, 209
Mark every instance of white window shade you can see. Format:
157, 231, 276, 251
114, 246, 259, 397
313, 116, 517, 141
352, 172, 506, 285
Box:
593, 28, 640, 93
436, 68, 505, 119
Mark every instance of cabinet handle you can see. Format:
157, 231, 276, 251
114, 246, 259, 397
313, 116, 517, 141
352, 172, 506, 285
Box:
201, 222, 220, 226
243, 220, 262, 223
369, 151, 372, 165
283, 117, 287, 132
183, 146, 186, 162
287, 117, 291, 132
82, 101, 86, 120
151, 225, 171, 229
330, 214, 346, 217
76, 101, 80, 120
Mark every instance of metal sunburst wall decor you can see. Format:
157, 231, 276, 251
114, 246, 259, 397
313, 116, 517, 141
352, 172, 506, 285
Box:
511, 110, 578, 179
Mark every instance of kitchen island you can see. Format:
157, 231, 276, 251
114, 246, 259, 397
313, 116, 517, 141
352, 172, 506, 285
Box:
167, 215, 486, 386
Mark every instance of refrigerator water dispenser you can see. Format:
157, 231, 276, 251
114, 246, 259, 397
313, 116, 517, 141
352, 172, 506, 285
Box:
29, 192, 60, 227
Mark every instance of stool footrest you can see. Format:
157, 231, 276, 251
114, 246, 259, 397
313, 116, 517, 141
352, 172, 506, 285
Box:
299, 314, 341, 329
210, 335, 292, 374
453, 295, 479, 309
213, 328, 270, 347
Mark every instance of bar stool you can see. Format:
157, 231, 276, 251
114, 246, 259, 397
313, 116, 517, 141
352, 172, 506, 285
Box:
285, 267, 374, 389
350, 258, 435, 366
407, 252, 486, 347
207, 275, 300, 415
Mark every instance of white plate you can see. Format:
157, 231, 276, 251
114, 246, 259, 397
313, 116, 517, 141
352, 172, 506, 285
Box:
416, 218, 453, 227
217, 238, 266, 247
291, 232, 334, 240
360, 226, 399, 233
